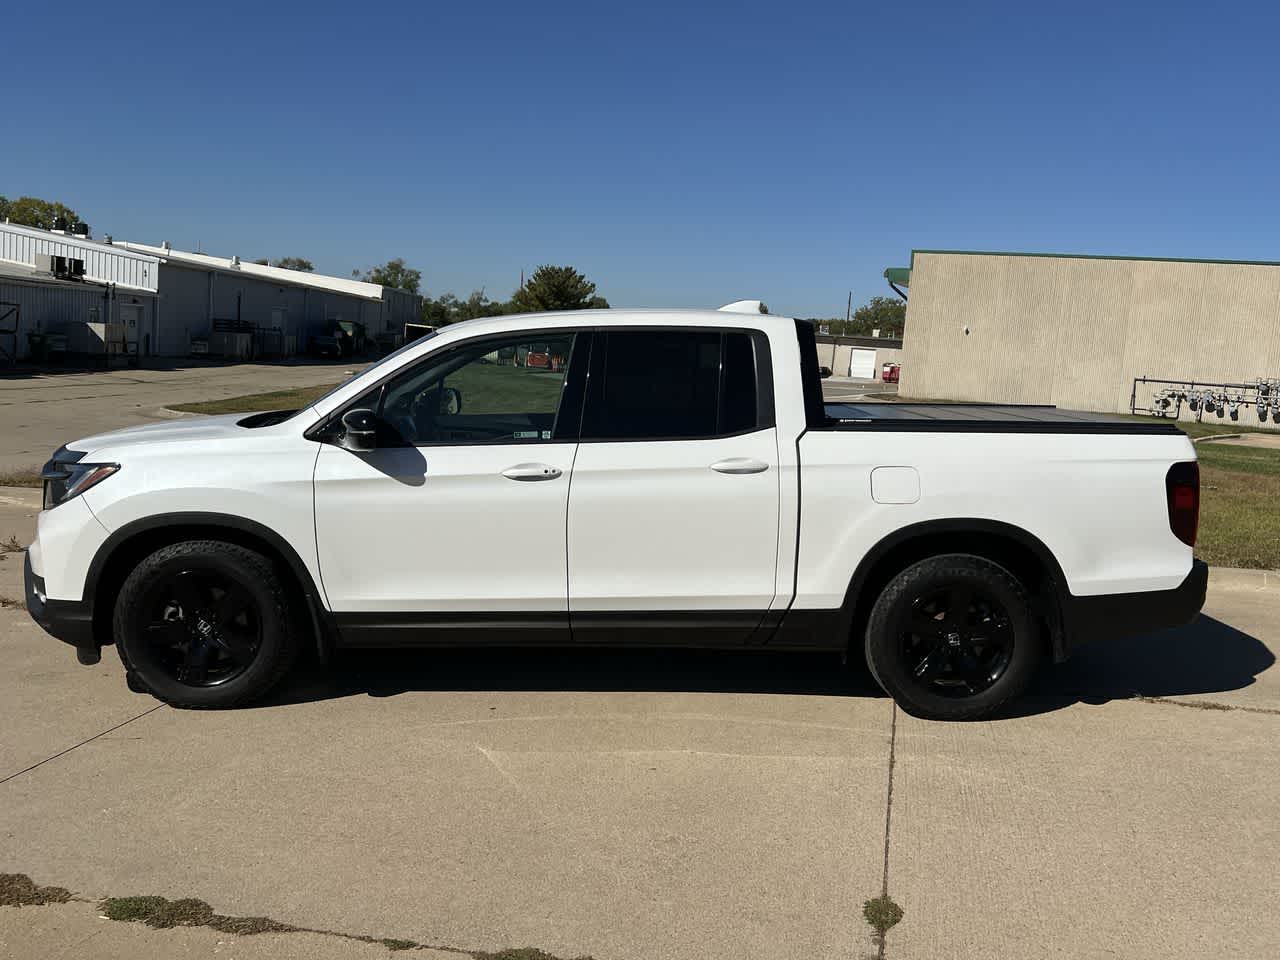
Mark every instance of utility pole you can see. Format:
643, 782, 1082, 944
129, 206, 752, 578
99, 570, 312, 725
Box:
835, 290, 851, 368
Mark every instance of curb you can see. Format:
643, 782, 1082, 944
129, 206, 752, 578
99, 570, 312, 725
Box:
1209, 566, 1280, 591
1194, 433, 1242, 443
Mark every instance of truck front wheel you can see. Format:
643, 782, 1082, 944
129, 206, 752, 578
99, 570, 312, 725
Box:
113, 540, 300, 709
864, 554, 1041, 720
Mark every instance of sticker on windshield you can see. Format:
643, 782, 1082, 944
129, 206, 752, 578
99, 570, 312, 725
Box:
514, 430, 539, 439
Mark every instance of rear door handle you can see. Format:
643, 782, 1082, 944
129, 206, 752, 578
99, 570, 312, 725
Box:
502, 463, 563, 481
709, 458, 769, 475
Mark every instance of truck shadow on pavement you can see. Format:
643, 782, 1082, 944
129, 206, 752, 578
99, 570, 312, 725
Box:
261, 615, 1272, 718
269, 648, 885, 706
1008, 614, 1274, 718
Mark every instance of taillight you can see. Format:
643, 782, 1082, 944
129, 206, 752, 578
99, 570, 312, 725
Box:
1166, 461, 1199, 547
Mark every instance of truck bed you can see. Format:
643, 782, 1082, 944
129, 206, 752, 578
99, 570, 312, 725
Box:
823, 402, 1183, 434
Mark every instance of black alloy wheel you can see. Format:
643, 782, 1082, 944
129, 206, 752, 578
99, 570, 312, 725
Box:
864, 554, 1042, 720
115, 540, 300, 708
897, 583, 1014, 698
138, 567, 262, 687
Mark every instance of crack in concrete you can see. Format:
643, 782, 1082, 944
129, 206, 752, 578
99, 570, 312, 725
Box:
2, 876, 592, 959
0, 704, 167, 785
1133, 694, 1280, 716
875, 703, 900, 959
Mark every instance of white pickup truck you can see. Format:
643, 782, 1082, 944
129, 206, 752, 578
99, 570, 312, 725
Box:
25, 306, 1207, 719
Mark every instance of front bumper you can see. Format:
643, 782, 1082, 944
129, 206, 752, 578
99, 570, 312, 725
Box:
1060, 559, 1209, 657
24, 551, 96, 652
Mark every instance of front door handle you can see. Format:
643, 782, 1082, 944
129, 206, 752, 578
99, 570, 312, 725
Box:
502, 463, 563, 482
709, 457, 769, 475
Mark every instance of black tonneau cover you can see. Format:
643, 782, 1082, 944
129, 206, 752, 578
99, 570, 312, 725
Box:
823, 402, 1183, 435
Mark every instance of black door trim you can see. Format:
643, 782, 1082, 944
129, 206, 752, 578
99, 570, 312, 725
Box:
333, 611, 569, 647
327, 609, 801, 649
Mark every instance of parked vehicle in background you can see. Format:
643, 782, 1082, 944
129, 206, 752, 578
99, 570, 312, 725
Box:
523, 342, 568, 372
882, 362, 900, 383
308, 320, 368, 360
26, 305, 1205, 720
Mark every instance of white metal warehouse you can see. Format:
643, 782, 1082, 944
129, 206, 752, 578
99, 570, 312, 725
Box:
0, 220, 422, 362
114, 241, 422, 357
0, 222, 160, 362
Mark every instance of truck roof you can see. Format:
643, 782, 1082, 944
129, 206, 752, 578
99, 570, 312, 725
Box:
437, 308, 795, 337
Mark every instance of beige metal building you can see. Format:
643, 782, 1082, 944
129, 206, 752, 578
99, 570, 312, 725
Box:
889, 250, 1280, 427
814, 333, 902, 380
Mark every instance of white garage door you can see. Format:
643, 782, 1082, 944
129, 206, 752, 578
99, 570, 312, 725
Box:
848, 348, 876, 379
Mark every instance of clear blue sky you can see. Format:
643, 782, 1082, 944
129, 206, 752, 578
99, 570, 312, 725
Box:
7, 1, 1279, 317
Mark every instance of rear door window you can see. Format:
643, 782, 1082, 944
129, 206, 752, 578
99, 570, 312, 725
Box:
580, 330, 772, 441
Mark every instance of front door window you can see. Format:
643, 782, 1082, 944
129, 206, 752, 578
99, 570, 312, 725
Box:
374, 332, 577, 445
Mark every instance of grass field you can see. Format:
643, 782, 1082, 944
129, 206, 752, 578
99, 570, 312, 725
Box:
169, 360, 565, 417
1119, 416, 1280, 569
169, 383, 343, 415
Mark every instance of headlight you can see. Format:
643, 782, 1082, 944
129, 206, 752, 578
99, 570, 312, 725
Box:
41, 455, 120, 510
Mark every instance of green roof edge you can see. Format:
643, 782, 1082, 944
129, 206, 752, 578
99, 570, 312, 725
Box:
908, 248, 1280, 270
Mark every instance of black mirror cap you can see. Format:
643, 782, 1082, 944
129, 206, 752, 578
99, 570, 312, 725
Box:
818, 366, 833, 379
340, 408, 378, 452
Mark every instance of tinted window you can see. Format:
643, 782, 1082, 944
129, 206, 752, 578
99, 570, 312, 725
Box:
373, 333, 576, 444
581, 330, 767, 440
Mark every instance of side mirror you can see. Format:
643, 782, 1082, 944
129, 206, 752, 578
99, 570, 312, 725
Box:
339, 408, 377, 453
440, 386, 463, 415
818, 366, 833, 380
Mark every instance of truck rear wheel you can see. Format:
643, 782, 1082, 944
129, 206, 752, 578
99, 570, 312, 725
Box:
864, 554, 1041, 720
113, 540, 300, 709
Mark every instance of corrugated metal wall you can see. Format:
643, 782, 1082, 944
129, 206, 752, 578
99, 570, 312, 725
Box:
159, 263, 400, 354
900, 252, 1280, 427
0, 279, 159, 360
0, 224, 159, 291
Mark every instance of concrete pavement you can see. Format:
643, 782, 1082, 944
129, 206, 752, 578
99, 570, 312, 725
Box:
0, 361, 352, 473
2, 427, 1279, 958
3, 554, 1278, 958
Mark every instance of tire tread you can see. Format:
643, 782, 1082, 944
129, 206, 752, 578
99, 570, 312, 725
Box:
113, 540, 299, 709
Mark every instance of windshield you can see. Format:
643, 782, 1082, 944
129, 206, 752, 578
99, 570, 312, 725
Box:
297, 332, 438, 416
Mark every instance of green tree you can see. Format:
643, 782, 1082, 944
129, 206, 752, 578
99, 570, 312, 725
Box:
1, 195, 81, 230
509, 265, 607, 313
850, 295, 906, 336
355, 258, 422, 294
272, 257, 314, 272
807, 296, 907, 337
421, 289, 507, 326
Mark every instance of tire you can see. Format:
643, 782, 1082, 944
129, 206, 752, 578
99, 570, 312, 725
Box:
864, 554, 1041, 721
113, 540, 300, 709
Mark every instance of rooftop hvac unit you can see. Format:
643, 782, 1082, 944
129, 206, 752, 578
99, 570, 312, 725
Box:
33, 254, 85, 280
35, 253, 65, 275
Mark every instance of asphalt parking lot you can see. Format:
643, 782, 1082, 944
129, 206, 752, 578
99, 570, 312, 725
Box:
0, 360, 348, 473
2, 368, 1279, 959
